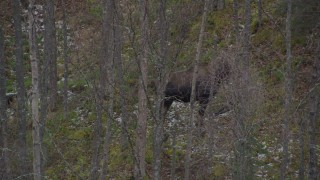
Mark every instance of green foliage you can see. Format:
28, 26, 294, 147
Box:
212, 164, 227, 178
88, 0, 103, 19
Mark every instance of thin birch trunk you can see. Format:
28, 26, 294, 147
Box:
28, 0, 41, 179
233, 0, 239, 43
0, 24, 11, 180
153, 0, 168, 179
258, 0, 262, 27
308, 36, 319, 180
135, 0, 149, 178
298, 118, 306, 180
90, 0, 112, 178
100, 0, 115, 178
45, 0, 58, 112
170, 113, 178, 180
13, 0, 27, 176
62, 0, 69, 119
280, 0, 292, 179
184, 0, 209, 179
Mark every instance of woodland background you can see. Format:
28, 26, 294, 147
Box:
0, 0, 319, 179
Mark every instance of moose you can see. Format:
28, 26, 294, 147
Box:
161, 61, 230, 125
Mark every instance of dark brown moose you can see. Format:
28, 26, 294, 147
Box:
162, 61, 230, 124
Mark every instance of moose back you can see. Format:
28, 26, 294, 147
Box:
162, 61, 230, 119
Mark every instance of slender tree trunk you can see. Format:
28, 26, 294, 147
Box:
257, 0, 262, 27
298, 118, 306, 180
170, 114, 178, 180
90, 0, 113, 178
135, 0, 149, 178
114, 5, 128, 151
100, 0, 116, 178
232, 0, 253, 179
90, 95, 102, 179
184, 0, 209, 179
62, 0, 69, 119
280, 0, 292, 179
44, 0, 57, 112
12, 0, 28, 177
308, 36, 319, 180
28, 0, 41, 179
153, 0, 168, 179
0, 24, 11, 180
233, 0, 239, 43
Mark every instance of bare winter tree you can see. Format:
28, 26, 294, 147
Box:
90, 0, 114, 178
152, 0, 168, 179
100, 0, 116, 178
185, 0, 209, 179
44, 0, 58, 111
231, 0, 256, 178
62, 0, 69, 119
280, 0, 292, 179
28, 0, 41, 179
308, 35, 319, 180
12, 0, 28, 177
135, 0, 149, 178
0, 24, 11, 180
257, 0, 262, 27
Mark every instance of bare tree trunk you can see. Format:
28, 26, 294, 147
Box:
308, 36, 319, 180
62, 0, 69, 119
233, 0, 239, 43
170, 113, 178, 180
184, 0, 209, 179
28, 0, 41, 179
45, 0, 58, 112
0, 24, 11, 180
257, 0, 262, 27
135, 0, 149, 178
280, 0, 292, 179
153, 0, 168, 179
114, 5, 129, 152
298, 117, 306, 180
100, 0, 116, 178
90, 0, 113, 178
232, 0, 253, 178
12, 0, 28, 177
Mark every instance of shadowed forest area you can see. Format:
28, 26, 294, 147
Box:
0, 0, 319, 179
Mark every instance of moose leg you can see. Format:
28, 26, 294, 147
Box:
162, 98, 174, 120
197, 98, 209, 127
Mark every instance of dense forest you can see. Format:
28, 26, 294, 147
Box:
0, 0, 319, 179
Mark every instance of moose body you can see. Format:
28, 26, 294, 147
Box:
163, 62, 230, 120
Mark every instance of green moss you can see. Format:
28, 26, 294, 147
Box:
88, 0, 103, 19
212, 164, 227, 178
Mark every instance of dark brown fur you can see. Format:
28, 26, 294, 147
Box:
163, 61, 230, 119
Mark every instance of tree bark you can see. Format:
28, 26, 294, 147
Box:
13, 0, 28, 177
308, 36, 319, 180
100, 0, 115, 178
257, 0, 262, 27
280, 0, 292, 179
90, 0, 113, 178
184, 0, 209, 179
0, 24, 11, 180
62, 0, 69, 119
233, 0, 239, 43
232, 0, 253, 178
153, 0, 168, 179
135, 0, 149, 178
28, 0, 42, 179
44, 0, 58, 112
